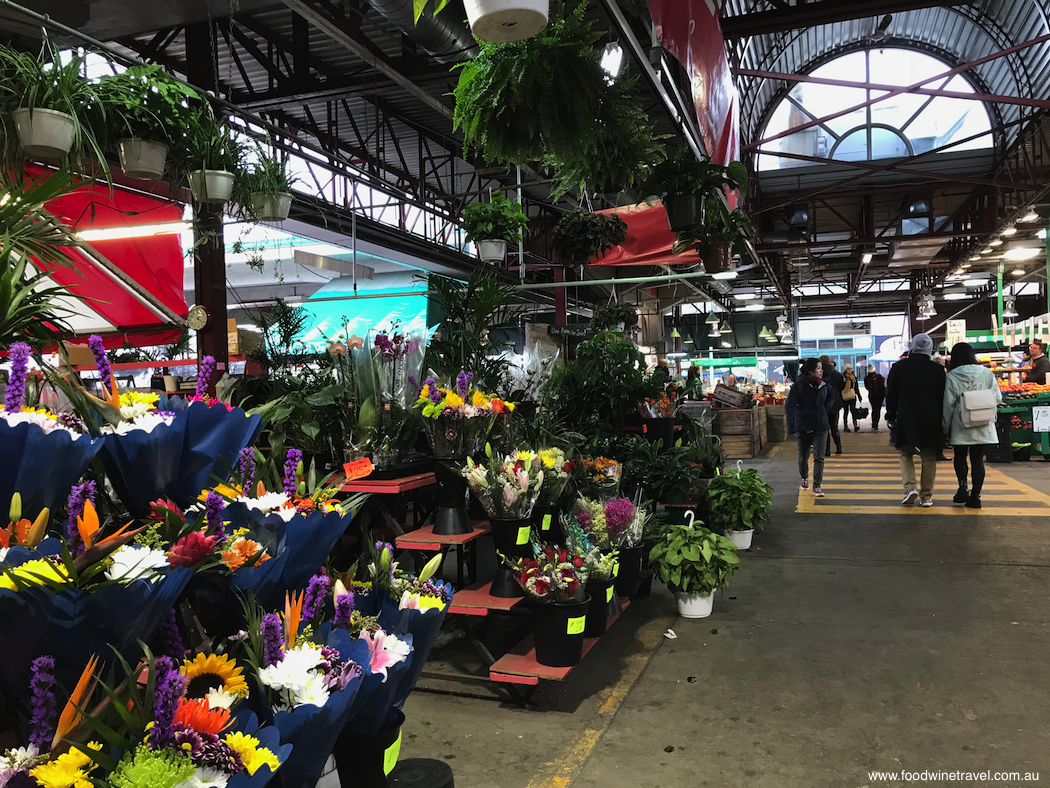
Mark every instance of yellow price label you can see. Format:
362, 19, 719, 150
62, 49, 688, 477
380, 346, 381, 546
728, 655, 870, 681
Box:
613, 562, 620, 577
566, 616, 586, 635
384, 731, 402, 775
606, 586, 614, 603
542, 514, 552, 531
516, 525, 531, 545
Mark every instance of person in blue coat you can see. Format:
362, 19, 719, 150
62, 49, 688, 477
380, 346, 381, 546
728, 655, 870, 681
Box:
787, 357, 836, 497
942, 342, 1002, 509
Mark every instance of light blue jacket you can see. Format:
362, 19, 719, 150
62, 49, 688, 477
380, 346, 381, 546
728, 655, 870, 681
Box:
942, 364, 1002, 446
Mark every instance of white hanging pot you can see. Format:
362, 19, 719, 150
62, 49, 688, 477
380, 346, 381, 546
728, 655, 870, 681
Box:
727, 529, 755, 550
464, 0, 549, 43
251, 192, 293, 222
188, 169, 235, 204
675, 591, 714, 619
477, 239, 507, 263
13, 108, 76, 159
117, 138, 169, 180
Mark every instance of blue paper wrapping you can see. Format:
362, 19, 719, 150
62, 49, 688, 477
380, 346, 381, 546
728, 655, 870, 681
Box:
0, 419, 103, 521
175, 401, 263, 506
270, 635, 370, 788
227, 711, 293, 788
342, 633, 416, 736
376, 582, 453, 713
100, 414, 189, 518
227, 504, 358, 613
0, 564, 193, 702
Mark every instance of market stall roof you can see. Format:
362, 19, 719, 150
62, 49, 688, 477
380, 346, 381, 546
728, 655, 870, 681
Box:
34, 173, 188, 349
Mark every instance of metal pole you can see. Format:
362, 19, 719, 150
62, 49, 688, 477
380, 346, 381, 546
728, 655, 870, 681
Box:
997, 260, 1005, 343
517, 270, 715, 290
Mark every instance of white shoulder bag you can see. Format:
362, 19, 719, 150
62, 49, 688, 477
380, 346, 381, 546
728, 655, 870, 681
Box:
961, 388, 997, 428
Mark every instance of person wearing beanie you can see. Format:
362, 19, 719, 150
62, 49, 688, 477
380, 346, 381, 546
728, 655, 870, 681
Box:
885, 333, 947, 506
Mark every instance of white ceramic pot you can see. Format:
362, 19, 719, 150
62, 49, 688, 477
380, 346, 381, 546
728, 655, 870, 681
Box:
477, 239, 507, 263
251, 192, 293, 221
464, 0, 549, 43
117, 138, 169, 180
727, 529, 755, 550
162, 375, 181, 393
675, 591, 714, 619
13, 107, 76, 159
188, 169, 235, 204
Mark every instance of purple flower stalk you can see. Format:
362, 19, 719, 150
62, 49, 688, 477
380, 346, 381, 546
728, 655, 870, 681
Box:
301, 574, 331, 621
28, 656, 57, 751
87, 335, 111, 392
150, 656, 185, 750
204, 491, 226, 539
333, 593, 355, 630
65, 481, 96, 554
4, 341, 30, 413
155, 609, 185, 661
237, 448, 256, 491
195, 355, 216, 399
456, 370, 469, 397
283, 449, 302, 498
261, 613, 284, 667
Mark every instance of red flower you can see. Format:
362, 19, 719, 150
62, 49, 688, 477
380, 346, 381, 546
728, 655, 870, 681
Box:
543, 546, 556, 560
150, 498, 186, 525
565, 578, 579, 597
168, 530, 220, 567
534, 578, 551, 596
573, 556, 584, 568
558, 549, 569, 564
562, 461, 576, 473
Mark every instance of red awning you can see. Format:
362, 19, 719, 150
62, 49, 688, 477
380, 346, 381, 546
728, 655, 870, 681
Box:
588, 202, 702, 267
30, 169, 188, 348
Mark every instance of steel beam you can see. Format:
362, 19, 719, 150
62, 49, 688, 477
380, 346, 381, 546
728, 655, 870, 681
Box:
723, 0, 964, 39
758, 230, 983, 253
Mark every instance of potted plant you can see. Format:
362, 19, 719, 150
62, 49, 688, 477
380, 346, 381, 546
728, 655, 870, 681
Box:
506, 546, 589, 667
463, 449, 544, 597
703, 462, 773, 550
461, 191, 528, 263
0, 42, 103, 165
415, 0, 549, 43
175, 111, 246, 204
95, 65, 199, 180
638, 388, 681, 453
237, 151, 297, 221
673, 201, 753, 272
591, 302, 638, 333
643, 145, 749, 233
646, 451, 699, 506
649, 520, 739, 618
551, 211, 628, 267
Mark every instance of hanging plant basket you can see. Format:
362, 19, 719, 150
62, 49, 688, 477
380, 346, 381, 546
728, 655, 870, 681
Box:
704, 241, 734, 273
251, 191, 293, 222
12, 108, 75, 159
117, 138, 168, 180
188, 169, 235, 204
664, 192, 706, 233
477, 239, 507, 263
465, 0, 550, 43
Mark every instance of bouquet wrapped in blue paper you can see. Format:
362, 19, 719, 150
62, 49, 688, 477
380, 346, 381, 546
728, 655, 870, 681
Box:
172, 397, 264, 507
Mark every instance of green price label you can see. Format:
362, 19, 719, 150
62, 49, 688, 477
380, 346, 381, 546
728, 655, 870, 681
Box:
542, 514, 552, 531
566, 616, 586, 635
613, 562, 620, 577
516, 525, 531, 545
606, 586, 614, 603
384, 731, 402, 775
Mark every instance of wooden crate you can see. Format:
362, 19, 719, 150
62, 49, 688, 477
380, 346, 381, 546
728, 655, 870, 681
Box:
713, 383, 749, 409
714, 407, 759, 435
766, 404, 788, 442
719, 433, 760, 459
757, 406, 768, 447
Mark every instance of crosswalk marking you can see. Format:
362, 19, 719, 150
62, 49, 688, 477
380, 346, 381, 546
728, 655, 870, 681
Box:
795, 454, 1050, 516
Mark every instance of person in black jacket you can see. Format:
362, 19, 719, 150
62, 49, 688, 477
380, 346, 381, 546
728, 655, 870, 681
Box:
864, 364, 886, 430
1025, 340, 1050, 385
787, 357, 835, 497
886, 333, 947, 506
818, 355, 843, 456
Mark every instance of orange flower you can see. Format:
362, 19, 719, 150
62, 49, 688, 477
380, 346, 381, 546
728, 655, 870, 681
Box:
173, 697, 232, 735
221, 539, 270, 571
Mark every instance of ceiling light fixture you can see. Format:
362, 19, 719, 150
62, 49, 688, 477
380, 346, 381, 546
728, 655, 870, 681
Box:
721, 340, 732, 349
708, 324, 721, 338
1003, 247, 1042, 261
990, 238, 1003, 247
743, 302, 765, 312
1002, 226, 1017, 236
1003, 295, 1019, 319
1012, 269, 1026, 276
601, 42, 624, 78
670, 327, 681, 338
861, 252, 873, 264
705, 311, 720, 325
969, 254, 982, 261
734, 293, 758, 300
964, 278, 990, 287
719, 321, 733, 334
1019, 210, 1041, 223
981, 247, 994, 254
75, 221, 192, 242
711, 270, 737, 280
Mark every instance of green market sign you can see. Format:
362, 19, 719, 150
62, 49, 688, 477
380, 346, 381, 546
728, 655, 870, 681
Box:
689, 357, 759, 368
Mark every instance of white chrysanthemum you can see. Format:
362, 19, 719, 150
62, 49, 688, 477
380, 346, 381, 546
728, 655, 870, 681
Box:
119, 402, 154, 420
205, 688, 238, 710
291, 671, 331, 708
0, 743, 39, 771
105, 411, 175, 435
258, 644, 325, 698
1, 410, 80, 437
175, 766, 229, 788
238, 491, 292, 515
105, 544, 169, 583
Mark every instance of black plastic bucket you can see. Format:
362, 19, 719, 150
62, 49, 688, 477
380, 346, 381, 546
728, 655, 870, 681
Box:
532, 597, 590, 667
433, 459, 471, 535
584, 577, 615, 636
334, 711, 405, 788
614, 545, 643, 598
642, 417, 676, 453
531, 502, 564, 544
489, 517, 531, 598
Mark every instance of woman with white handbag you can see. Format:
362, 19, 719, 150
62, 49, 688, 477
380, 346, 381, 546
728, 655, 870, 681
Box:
942, 343, 1002, 509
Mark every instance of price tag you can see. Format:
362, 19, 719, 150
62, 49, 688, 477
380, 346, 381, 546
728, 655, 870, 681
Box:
613, 562, 620, 577
566, 616, 586, 635
606, 586, 614, 603
516, 525, 531, 545
343, 457, 374, 481
1034, 406, 1050, 433
642, 422, 648, 434
383, 731, 402, 775
542, 514, 552, 531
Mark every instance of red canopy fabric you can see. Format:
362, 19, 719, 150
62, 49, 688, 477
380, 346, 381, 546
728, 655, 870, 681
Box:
30, 169, 187, 348
589, 202, 702, 267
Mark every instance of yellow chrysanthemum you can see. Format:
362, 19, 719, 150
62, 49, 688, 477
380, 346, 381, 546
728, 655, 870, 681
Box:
197, 483, 242, 502
119, 391, 159, 408
181, 653, 249, 699
224, 731, 282, 775
471, 391, 488, 408
30, 742, 101, 788
443, 391, 464, 409
0, 558, 69, 591
537, 449, 559, 469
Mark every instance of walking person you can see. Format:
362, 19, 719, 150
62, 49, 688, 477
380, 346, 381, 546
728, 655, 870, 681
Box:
819, 355, 843, 456
886, 334, 946, 507
864, 364, 886, 430
942, 342, 1002, 509
786, 357, 835, 498
840, 365, 863, 431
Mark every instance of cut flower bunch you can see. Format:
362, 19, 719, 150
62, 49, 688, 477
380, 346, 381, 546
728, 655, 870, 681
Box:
506, 546, 586, 604
461, 449, 545, 519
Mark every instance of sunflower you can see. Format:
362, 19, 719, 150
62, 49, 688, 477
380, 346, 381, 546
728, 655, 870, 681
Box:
181, 653, 248, 699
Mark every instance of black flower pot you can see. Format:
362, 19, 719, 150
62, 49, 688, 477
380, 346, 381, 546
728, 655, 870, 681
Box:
614, 545, 643, 598
531, 502, 564, 543
433, 459, 472, 536
489, 516, 532, 598
532, 596, 590, 667
664, 191, 706, 233
642, 417, 676, 453
333, 711, 405, 788
584, 577, 615, 637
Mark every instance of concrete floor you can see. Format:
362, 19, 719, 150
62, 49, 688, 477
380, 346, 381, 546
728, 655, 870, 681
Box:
394, 428, 1050, 788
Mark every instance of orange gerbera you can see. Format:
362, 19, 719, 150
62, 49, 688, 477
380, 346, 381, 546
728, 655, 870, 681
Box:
220, 539, 270, 571
173, 697, 232, 735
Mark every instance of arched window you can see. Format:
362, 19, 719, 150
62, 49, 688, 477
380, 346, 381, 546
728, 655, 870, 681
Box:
756, 49, 994, 171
